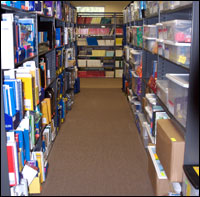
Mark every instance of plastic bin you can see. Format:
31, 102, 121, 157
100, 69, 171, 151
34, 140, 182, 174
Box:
182, 165, 199, 196
156, 23, 164, 40
124, 46, 130, 61
143, 36, 157, 52
132, 26, 143, 47
164, 40, 191, 67
145, 1, 158, 17
143, 25, 157, 38
166, 74, 189, 127
78, 59, 87, 67
129, 49, 142, 65
156, 39, 164, 56
156, 80, 169, 107
162, 20, 192, 43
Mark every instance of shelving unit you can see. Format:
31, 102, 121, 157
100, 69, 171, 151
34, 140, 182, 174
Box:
1, 1, 77, 195
123, 1, 199, 166
76, 12, 124, 78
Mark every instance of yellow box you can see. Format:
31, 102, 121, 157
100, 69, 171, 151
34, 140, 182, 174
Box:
92, 50, 106, 57
116, 50, 123, 57
116, 38, 123, 46
29, 173, 41, 194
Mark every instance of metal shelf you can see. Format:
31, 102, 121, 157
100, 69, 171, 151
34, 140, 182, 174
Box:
15, 55, 37, 66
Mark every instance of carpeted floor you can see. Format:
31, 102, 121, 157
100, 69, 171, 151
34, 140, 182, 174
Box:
39, 78, 154, 196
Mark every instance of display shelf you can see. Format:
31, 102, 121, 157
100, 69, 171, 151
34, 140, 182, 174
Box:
15, 54, 38, 66
160, 4, 193, 15
158, 55, 190, 71
38, 48, 54, 56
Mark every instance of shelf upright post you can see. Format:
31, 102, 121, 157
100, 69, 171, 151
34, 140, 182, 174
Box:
1, 70, 10, 196
184, 1, 199, 165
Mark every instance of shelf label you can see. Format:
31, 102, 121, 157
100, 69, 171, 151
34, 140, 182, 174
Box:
154, 153, 159, 160
171, 138, 176, 142
193, 166, 199, 176
178, 55, 186, 64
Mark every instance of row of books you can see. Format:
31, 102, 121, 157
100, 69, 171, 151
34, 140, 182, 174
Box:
77, 17, 123, 25
38, 32, 48, 44
55, 27, 76, 47
1, 1, 76, 22
1, 14, 36, 69
7, 116, 56, 194
76, 28, 123, 36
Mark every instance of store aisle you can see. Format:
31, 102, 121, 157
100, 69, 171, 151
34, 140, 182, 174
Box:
40, 79, 154, 196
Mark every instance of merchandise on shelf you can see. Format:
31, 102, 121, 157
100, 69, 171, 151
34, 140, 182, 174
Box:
164, 40, 191, 67
166, 73, 189, 127
156, 80, 169, 108
143, 36, 157, 53
156, 39, 164, 56
145, 1, 158, 17
143, 25, 157, 38
182, 165, 199, 196
129, 49, 142, 66
162, 20, 192, 43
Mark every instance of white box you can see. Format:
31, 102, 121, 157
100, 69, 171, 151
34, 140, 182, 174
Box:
164, 40, 191, 67
115, 69, 123, 78
78, 59, 87, 67
166, 74, 189, 127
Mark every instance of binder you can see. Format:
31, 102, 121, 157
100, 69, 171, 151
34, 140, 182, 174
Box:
16, 73, 34, 111
7, 131, 20, 186
41, 100, 50, 126
8, 86, 17, 116
3, 85, 10, 115
44, 98, 51, 123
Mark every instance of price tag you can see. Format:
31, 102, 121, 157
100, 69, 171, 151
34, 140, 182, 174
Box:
178, 55, 186, 64
193, 166, 199, 176
160, 172, 166, 177
154, 153, 159, 160
171, 138, 176, 142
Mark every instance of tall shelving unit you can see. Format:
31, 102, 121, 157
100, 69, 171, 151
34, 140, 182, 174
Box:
1, 1, 77, 195
76, 12, 124, 78
123, 1, 199, 166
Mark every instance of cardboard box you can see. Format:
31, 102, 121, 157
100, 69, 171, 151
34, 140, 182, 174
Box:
156, 119, 185, 182
147, 146, 170, 196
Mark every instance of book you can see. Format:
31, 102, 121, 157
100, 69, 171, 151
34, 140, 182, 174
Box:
31, 152, 45, 183
14, 130, 25, 171
56, 28, 61, 47
16, 73, 34, 111
41, 100, 50, 126
86, 37, 98, 46
44, 98, 51, 122
3, 85, 10, 115
16, 118, 31, 162
1, 20, 15, 69
7, 131, 20, 186
39, 57, 47, 89
8, 86, 17, 116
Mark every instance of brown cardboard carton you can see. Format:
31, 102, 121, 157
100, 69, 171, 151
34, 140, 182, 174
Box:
156, 119, 185, 182
147, 146, 170, 196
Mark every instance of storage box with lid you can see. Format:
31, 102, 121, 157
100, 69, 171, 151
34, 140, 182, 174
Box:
77, 38, 87, 46
145, 1, 158, 17
129, 49, 142, 65
156, 39, 164, 56
132, 71, 142, 96
143, 25, 157, 38
156, 80, 169, 107
106, 50, 114, 57
116, 50, 123, 57
87, 59, 102, 67
182, 165, 199, 196
97, 40, 105, 46
92, 50, 106, 57
156, 23, 164, 40
115, 69, 123, 78
105, 71, 114, 78
143, 36, 157, 52
78, 59, 87, 67
124, 45, 130, 61
166, 73, 189, 127
164, 40, 191, 67
162, 20, 192, 43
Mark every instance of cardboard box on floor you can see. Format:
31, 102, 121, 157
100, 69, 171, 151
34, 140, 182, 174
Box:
147, 146, 170, 196
156, 119, 185, 182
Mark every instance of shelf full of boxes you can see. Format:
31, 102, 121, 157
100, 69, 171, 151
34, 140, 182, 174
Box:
76, 12, 124, 78
1, 1, 79, 195
123, 1, 199, 196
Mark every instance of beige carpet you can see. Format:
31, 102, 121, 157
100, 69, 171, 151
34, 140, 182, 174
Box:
39, 78, 154, 196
